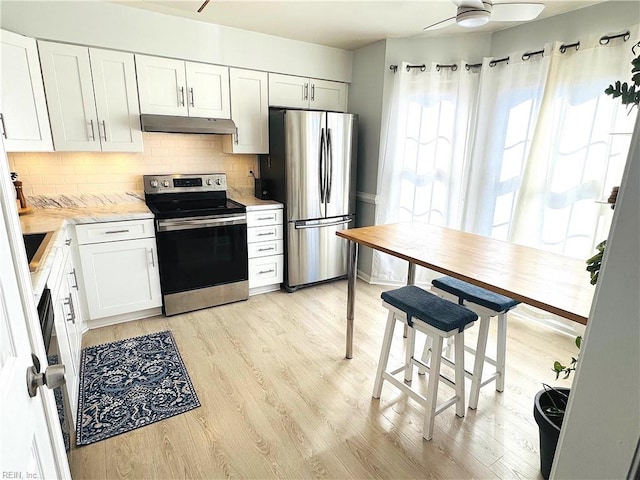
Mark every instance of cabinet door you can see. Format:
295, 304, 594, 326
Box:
0, 30, 53, 152
38, 41, 100, 151
310, 79, 348, 112
224, 68, 269, 154
135, 54, 187, 116
89, 48, 143, 152
78, 237, 161, 320
185, 62, 231, 119
268, 73, 309, 109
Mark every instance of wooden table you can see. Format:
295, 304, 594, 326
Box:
337, 222, 594, 358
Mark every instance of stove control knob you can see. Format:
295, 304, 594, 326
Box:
150, 179, 159, 188
206, 178, 213, 185
162, 179, 170, 187
215, 178, 222, 186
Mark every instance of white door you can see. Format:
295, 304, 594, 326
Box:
185, 62, 231, 119
0, 141, 69, 478
309, 79, 348, 112
225, 68, 269, 154
0, 29, 53, 152
268, 73, 309, 109
135, 54, 188, 116
89, 48, 143, 152
38, 41, 101, 152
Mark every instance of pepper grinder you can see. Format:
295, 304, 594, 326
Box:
11, 172, 27, 209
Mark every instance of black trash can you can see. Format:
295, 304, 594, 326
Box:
533, 387, 570, 480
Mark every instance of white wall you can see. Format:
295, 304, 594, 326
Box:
0, 1, 353, 82
490, 1, 640, 57
553, 115, 640, 479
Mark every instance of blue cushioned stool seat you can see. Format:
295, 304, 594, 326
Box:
432, 276, 520, 312
381, 286, 477, 331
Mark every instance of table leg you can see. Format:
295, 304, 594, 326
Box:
404, 262, 417, 338
346, 240, 358, 359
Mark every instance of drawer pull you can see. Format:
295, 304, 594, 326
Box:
257, 216, 275, 221
65, 238, 72, 246
257, 232, 275, 237
105, 229, 130, 234
257, 247, 275, 252
64, 296, 75, 324
258, 269, 275, 275
70, 268, 79, 290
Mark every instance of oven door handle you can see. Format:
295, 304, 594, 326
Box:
157, 214, 247, 232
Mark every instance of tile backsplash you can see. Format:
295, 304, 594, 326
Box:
8, 133, 258, 196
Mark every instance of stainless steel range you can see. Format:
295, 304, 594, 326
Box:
143, 173, 248, 316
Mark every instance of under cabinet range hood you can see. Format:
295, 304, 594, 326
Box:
140, 114, 237, 135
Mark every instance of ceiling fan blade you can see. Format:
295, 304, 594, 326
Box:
491, 2, 545, 21
197, 0, 210, 13
423, 16, 458, 31
451, 0, 485, 8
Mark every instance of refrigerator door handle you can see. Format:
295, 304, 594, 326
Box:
319, 127, 326, 204
326, 128, 333, 204
294, 217, 352, 229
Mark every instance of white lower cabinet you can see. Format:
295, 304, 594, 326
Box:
247, 205, 284, 295
76, 219, 161, 321
49, 227, 82, 427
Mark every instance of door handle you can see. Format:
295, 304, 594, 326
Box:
189, 87, 195, 107
304, 83, 309, 101
0, 113, 7, 139
101, 120, 107, 141
26, 354, 66, 397
64, 296, 75, 324
327, 128, 333, 203
179, 86, 186, 106
147, 248, 155, 267
70, 268, 79, 290
89, 119, 96, 141
319, 128, 326, 203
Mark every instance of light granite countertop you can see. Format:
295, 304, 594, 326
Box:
20, 192, 282, 303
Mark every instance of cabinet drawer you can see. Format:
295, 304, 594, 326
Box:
247, 224, 283, 243
249, 255, 283, 288
247, 209, 283, 227
76, 219, 155, 245
247, 239, 283, 259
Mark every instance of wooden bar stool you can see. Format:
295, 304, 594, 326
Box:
372, 285, 477, 440
429, 276, 520, 409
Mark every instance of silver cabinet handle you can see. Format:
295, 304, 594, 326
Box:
70, 268, 79, 290
101, 120, 107, 140
234, 127, 239, 145
65, 238, 72, 246
179, 86, 185, 106
147, 248, 155, 267
311, 84, 315, 101
258, 269, 275, 275
0, 113, 7, 139
89, 119, 96, 141
304, 83, 309, 100
189, 87, 195, 107
257, 246, 275, 252
257, 231, 275, 237
105, 229, 130, 234
257, 216, 275, 221
64, 296, 75, 324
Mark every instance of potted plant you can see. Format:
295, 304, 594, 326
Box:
533, 48, 639, 480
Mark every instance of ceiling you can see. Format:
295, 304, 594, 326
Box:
114, 0, 605, 51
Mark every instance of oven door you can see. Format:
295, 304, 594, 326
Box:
155, 214, 248, 312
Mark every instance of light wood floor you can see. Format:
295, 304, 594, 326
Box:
69, 279, 577, 479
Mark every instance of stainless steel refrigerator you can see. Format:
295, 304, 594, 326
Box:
260, 109, 358, 291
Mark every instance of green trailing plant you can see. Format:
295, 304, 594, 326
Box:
552, 335, 582, 380
585, 240, 607, 285
604, 53, 640, 110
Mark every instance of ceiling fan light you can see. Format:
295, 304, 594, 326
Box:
457, 9, 491, 28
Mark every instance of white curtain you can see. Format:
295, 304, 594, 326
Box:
372, 25, 639, 285
373, 61, 480, 283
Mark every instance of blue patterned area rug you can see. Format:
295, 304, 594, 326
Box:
76, 330, 200, 446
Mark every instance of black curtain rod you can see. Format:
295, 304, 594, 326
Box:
489, 56, 509, 67
522, 49, 544, 61
436, 63, 458, 71
406, 64, 427, 72
559, 41, 580, 53
465, 63, 482, 70
600, 31, 631, 45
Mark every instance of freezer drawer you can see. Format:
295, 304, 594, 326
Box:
286, 219, 350, 289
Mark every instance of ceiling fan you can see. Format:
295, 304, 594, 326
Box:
197, 0, 210, 13
424, 0, 545, 31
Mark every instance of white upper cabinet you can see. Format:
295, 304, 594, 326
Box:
224, 68, 269, 154
38, 41, 142, 152
269, 73, 348, 112
135, 54, 231, 119
0, 29, 53, 152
